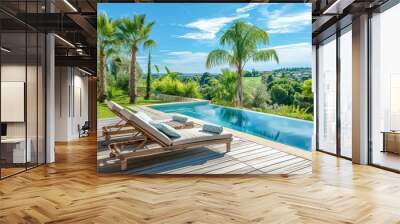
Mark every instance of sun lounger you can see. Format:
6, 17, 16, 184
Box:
108, 108, 232, 170
102, 101, 194, 143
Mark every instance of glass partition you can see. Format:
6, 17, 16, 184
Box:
339, 27, 352, 158
0, 31, 28, 177
317, 35, 337, 154
0, 2, 46, 179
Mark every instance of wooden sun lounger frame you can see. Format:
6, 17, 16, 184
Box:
102, 107, 138, 143
108, 118, 232, 171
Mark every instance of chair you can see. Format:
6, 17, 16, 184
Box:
108, 109, 232, 171
78, 121, 90, 138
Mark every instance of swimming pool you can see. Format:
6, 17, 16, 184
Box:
150, 101, 314, 151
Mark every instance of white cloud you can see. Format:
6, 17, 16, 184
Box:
268, 12, 311, 34
177, 14, 249, 40
246, 42, 311, 70
236, 3, 263, 13
167, 51, 194, 56
161, 51, 226, 73
267, 42, 310, 50
261, 6, 311, 34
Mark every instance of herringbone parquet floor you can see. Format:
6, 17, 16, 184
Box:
1, 135, 400, 223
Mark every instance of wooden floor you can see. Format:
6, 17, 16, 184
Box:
1, 135, 400, 223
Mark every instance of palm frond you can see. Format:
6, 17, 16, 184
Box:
252, 49, 279, 63
206, 49, 235, 69
165, 66, 171, 74
154, 64, 160, 74
143, 39, 157, 50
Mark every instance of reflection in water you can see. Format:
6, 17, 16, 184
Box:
217, 106, 249, 128
151, 102, 313, 151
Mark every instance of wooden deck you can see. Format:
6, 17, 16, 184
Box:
97, 108, 311, 175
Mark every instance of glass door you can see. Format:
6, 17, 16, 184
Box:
339, 26, 352, 158
317, 35, 337, 154
370, 3, 400, 172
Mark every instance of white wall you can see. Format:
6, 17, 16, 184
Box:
1, 65, 26, 138
54, 67, 89, 141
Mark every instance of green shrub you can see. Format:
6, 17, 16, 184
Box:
270, 85, 291, 105
183, 81, 201, 98
252, 85, 270, 108
208, 69, 237, 105
115, 73, 130, 94
252, 105, 313, 121
153, 76, 201, 98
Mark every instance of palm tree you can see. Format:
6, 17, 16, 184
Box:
116, 14, 155, 103
206, 21, 279, 107
97, 12, 116, 102
145, 40, 156, 100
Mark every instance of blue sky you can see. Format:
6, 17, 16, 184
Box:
98, 3, 312, 73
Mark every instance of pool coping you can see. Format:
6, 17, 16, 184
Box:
136, 105, 312, 160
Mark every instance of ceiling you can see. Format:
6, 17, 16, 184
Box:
311, 0, 390, 43
0, 0, 97, 75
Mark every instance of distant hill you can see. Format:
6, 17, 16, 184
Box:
150, 67, 311, 80
269, 67, 311, 80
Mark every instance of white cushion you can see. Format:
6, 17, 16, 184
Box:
172, 127, 232, 146
108, 101, 124, 112
136, 111, 153, 123
151, 122, 181, 138
172, 115, 188, 123
120, 109, 172, 146
202, 124, 223, 134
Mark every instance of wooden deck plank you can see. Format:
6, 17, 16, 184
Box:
249, 155, 297, 170
128, 148, 223, 174
168, 155, 237, 174
225, 165, 261, 174
262, 158, 306, 174
275, 161, 312, 174
207, 162, 250, 174
189, 160, 243, 174
243, 152, 290, 167
233, 148, 281, 161
263, 158, 309, 174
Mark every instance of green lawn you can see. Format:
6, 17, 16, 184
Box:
243, 76, 263, 93
97, 95, 169, 119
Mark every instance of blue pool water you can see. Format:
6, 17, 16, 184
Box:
150, 101, 314, 151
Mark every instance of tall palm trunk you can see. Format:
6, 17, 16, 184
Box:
98, 47, 107, 102
130, 45, 137, 103
235, 66, 243, 107
145, 51, 151, 100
